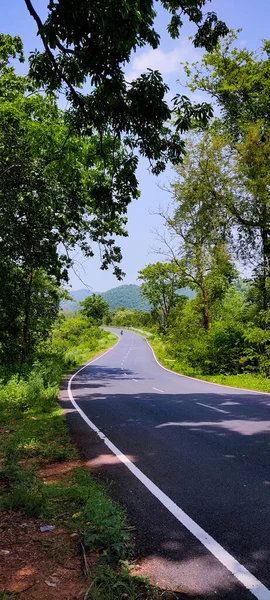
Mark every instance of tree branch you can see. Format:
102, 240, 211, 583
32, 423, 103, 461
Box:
24, 0, 83, 107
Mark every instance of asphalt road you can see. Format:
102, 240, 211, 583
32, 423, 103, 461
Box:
66, 329, 270, 600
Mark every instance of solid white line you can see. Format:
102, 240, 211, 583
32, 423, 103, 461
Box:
67, 345, 270, 600
152, 387, 164, 393
141, 336, 270, 396
196, 402, 229, 415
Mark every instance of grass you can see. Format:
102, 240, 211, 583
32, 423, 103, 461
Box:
130, 328, 270, 393
45, 467, 131, 563
0, 328, 119, 519
84, 566, 165, 600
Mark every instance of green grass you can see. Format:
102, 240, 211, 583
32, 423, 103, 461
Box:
46, 467, 131, 563
198, 372, 270, 392
60, 330, 118, 376
84, 565, 165, 600
0, 327, 118, 519
130, 328, 270, 393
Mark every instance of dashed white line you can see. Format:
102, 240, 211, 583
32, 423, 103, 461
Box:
196, 402, 229, 414
152, 387, 164, 393
68, 345, 270, 600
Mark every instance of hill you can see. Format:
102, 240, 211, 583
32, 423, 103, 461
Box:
102, 284, 150, 311
62, 284, 150, 312
62, 284, 195, 312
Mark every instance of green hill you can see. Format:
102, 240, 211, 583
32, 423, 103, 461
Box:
62, 283, 195, 312
101, 284, 150, 311
62, 284, 150, 312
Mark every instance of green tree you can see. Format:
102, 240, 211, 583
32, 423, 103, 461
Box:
138, 262, 185, 332
185, 32, 270, 310
0, 34, 141, 365
0, 263, 62, 369
160, 132, 236, 329
23, 0, 228, 193
80, 294, 110, 324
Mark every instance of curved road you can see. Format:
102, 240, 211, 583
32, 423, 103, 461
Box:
65, 329, 270, 600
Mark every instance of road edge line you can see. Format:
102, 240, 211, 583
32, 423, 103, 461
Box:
129, 329, 270, 396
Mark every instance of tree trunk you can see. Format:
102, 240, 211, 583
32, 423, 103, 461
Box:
201, 280, 211, 331
261, 225, 270, 311
21, 270, 33, 363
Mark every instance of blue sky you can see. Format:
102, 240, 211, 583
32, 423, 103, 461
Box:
2, 1, 270, 291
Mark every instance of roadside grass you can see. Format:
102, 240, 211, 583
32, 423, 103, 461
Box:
129, 328, 270, 393
0, 327, 118, 522
84, 565, 165, 600
45, 467, 131, 564
0, 322, 170, 599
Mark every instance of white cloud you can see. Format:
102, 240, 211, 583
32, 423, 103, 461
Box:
127, 39, 201, 82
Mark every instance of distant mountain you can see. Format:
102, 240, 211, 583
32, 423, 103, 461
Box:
62, 283, 195, 313
62, 288, 91, 312
62, 284, 150, 312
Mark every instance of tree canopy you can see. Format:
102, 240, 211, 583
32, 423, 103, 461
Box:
138, 262, 185, 332
80, 294, 110, 324
24, 0, 228, 178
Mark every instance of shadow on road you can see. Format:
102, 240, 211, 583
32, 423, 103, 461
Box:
60, 372, 269, 600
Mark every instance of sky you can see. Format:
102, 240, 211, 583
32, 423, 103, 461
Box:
2, 0, 270, 291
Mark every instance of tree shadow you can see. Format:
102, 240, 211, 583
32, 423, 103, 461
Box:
60, 384, 270, 600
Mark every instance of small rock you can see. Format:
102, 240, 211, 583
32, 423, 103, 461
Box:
40, 525, 56, 532
50, 576, 60, 584
70, 533, 79, 539
45, 580, 57, 587
0, 549, 10, 555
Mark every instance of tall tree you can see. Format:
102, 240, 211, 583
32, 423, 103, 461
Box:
0, 34, 137, 364
184, 32, 270, 309
138, 262, 185, 332
159, 132, 236, 329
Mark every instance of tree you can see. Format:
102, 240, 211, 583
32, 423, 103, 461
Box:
184, 32, 270, 310
0, 34, 132, 365
159, 132, 236, 329
0, 263, 62, 369
138, 262, 185, 332
23, 0, 228, 196
0, 35, 140, 281
80, 294, 109, 324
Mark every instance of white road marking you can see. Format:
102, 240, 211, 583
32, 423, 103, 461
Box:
196, 402, 229, 414
152, 387, 164, 393
139, 336, 270, 396
67, 338, 270, 600
133, 379, 138, 382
